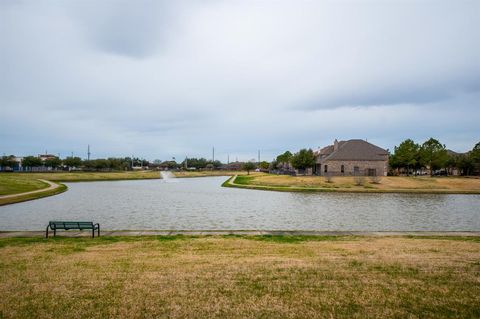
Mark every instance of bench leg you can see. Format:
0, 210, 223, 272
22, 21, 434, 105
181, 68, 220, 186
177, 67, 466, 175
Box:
45, 226, 49, 238
97, 225, 100, 237
53, 228, 56, 237
92, 228, 95, 238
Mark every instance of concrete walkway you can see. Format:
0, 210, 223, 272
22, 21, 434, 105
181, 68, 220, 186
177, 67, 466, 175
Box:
0, 179, 60, 199
1, 230, 479, 238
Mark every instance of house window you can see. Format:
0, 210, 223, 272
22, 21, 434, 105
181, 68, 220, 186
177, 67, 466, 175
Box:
324, 165, 328, 173
341, 165, 344, 173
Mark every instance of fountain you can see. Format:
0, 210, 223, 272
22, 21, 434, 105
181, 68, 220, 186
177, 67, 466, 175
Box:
160, 171, 176, 181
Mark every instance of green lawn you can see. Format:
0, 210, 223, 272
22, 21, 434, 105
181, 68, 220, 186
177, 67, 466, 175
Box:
0, 174, 49, 195
1, 235, 479, 318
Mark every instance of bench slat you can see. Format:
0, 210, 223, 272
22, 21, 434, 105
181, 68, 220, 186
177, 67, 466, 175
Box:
49, 221, 96, 229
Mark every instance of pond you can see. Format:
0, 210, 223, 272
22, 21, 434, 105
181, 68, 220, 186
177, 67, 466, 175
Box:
0, 176, 479, 231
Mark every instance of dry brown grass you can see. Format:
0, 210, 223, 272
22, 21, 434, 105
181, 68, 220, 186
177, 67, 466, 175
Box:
1, 236, 479, 318
7, 171, 162, 182
241, 175, 480, 193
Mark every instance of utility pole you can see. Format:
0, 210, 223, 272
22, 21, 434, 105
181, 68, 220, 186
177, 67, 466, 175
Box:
87, 145, 91, 161
258, 150, 260, 163
227, 154, 230, 165
212, 147, 215, 162
71, 152, 73, 158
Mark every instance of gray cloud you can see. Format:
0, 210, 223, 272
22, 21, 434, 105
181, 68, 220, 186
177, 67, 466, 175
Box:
69, 0, 177, 58
0, 0, 479, 161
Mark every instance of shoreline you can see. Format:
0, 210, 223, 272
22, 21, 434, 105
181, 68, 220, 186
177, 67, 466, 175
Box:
0, 181, 67, 206
223, 175, 480, 195
1, 230, 480, 238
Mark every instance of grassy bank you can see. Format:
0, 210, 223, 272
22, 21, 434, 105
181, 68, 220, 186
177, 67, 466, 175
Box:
0, 171, 162, 206
2, 170, 162, 182
0, 175, 50, 195
226, 174, 480, 194
0, 183, 67, 206
0, 235, 479, 318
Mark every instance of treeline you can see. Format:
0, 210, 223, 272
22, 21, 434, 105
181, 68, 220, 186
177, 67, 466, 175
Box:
271, 149, 316, 173
180, 158, 222, 169
0, 155, 150, 171
390, 138, 480, 176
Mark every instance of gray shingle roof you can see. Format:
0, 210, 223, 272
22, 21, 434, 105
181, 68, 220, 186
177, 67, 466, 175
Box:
321, 139, 388, 161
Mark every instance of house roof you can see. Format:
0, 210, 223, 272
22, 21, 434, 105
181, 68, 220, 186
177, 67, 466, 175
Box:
316, 141, 347, 156
320, 139, 388, 161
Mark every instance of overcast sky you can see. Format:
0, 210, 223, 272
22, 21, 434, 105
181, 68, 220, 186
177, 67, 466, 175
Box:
1, 0, 479, 162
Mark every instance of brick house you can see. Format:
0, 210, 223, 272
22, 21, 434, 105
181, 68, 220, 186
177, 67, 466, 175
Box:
314, 139, 389, 176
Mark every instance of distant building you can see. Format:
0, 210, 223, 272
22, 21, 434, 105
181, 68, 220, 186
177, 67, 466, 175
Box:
38, 154, 57, 162
314, 139, 389, 176
221, 161, 243, 170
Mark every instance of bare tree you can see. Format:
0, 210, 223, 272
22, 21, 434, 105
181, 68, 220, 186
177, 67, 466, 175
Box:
324, 172, 334, 183
369, 175, 382, 184
354, 174, 365, 186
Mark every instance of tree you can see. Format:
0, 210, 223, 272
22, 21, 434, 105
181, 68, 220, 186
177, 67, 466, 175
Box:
106, 158, 130, 170
258, 161, 270, 170
63, 156, 82, 168
457, 154, 474, 176
471, 142, 480, 163
276, 151, 292, 168
181, 158, 207, 169
291, 149, 315, 174
211, 160, 222, 169
242, 162, 256, 175
390, 139, 420, 175
44, 157, 61, 169
22, 156, 42, 168
0, 155, 16, 169
269, 160, 278, 170
419, 138, 449, 176
468, 141, 480, 176
161, 160, 178, 169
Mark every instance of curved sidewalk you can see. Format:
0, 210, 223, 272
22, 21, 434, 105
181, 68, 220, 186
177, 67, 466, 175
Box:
0, 179, 60, 200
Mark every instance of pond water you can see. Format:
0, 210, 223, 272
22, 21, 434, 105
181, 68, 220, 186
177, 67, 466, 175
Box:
0, 176, 479, 231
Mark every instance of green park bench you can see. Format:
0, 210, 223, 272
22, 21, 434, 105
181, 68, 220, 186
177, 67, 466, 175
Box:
46, 221, 100, 238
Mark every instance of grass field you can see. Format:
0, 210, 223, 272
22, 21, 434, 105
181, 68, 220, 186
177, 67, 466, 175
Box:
0, 235, 478, 318
2, 170, 162, 182
228, 174, 480, 194
0, 175, 50, 196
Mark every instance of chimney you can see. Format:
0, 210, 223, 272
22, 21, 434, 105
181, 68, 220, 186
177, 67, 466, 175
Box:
334, 139, 339, 151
